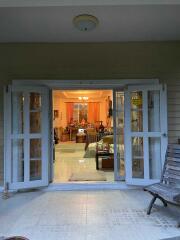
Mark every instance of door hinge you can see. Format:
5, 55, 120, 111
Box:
162, 84, 166, 91
124, 85, 128, 91
162, 133, 167, 137
6, 86, 9, 93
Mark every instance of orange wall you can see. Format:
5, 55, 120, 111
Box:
53, 95, 67, 128
53, 92, 113, 129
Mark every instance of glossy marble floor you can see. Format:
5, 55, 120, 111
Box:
53, 142, 114, 183
0, 190, 180, 240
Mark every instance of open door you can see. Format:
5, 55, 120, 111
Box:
4, 85, 50, 190
124, 84, 168, 185
113, 90, 125, 181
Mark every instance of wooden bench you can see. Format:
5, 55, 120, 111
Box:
144, 144, 180, 226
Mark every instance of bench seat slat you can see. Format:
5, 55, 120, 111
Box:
167, 154, 180, 159
168, 144, 180, 149
164, 169, 180, 179
167, 157, 180, 163
145, 183, 180, 203
174, 194, 180, 202
167, 149, 180, 156
167, 164, 180, 171
164, 177, 180, 185
145, 144, 180, 218
167, 148, 180, 152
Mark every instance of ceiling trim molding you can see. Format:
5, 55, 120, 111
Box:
57, 90, 105, 99
54, 90, 108, 100
0, 0, 180, 7
12, 79, 159, 89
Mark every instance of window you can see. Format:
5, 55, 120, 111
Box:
73, 103, 88, 123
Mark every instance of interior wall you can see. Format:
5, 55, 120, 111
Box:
53, 91, 111, 129
0, 42, 180, 185
53, 94, 65, 128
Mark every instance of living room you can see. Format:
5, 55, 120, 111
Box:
52, 89, 116, 183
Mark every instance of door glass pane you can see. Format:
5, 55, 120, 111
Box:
149, 137, 161, 179
30, 112, 41, 133
132, 137, 144, 178
30, 93, 41, 110
12, 139, 24, 182
30, 139, 41, 159
148, 91, 160, 132
30, 92, 42, 133
116, 92, 125, 177
131, 92, 143, 132
30, 160, 42, 181
30, 139, 42, 181
12, 92, 24, 134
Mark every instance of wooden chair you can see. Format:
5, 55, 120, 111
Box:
144, 144, 180, 226
85, 132, 98, 151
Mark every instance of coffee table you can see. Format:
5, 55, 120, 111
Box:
96, 150, 114, 170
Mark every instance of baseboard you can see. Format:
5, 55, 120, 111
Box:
44, 182, 142, 191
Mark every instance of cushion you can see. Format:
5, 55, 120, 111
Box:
102, 135, 113, 144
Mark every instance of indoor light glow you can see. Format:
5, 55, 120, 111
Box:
78, 96, 89, 100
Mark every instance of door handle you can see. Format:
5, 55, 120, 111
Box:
162, 133, 167, 137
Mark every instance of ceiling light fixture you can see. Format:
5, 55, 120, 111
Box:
78, 96, 89, 100
73, 14, 99, 32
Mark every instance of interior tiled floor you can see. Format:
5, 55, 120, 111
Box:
0, 189, 180, 240
53, 142, 114, 183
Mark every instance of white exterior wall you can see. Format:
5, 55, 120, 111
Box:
0, 42, 179, 186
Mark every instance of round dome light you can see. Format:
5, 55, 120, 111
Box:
73, 14, 99, 32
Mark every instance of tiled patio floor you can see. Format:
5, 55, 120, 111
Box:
0, 189, 180, 240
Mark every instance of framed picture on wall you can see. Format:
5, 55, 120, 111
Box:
107, 96, 112, 117
54, 110, 59, 119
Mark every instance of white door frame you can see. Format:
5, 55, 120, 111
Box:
113, 89, 125, 181
3, 78, 166, 190
12, 79, 159, 89
4, 85, 50, 190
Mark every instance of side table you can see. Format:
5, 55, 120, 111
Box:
96, 151, 114, 170
76, 133, 86, 143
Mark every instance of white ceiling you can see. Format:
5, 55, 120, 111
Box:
0, 4, 180, 42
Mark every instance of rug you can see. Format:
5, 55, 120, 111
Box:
60, 149, 76, 153
69, 171, 107, 181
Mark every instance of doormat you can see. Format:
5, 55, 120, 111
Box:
60, 149, 76, 153
69, 171, 107, 181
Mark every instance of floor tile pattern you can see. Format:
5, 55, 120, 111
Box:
0, 190, 180, 240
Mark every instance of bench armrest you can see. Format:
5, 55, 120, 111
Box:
173, 194, 180, 203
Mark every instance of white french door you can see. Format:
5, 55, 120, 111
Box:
4, 85, 50, 190
113, 90, 125, 181
124, 84, 167, 185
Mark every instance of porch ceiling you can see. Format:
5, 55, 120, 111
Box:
0, 3, 180, 42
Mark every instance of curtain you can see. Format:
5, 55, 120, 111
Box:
88, 102, 100, 123
66, 103, 74, 124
